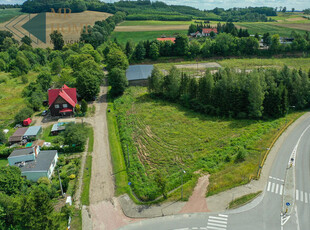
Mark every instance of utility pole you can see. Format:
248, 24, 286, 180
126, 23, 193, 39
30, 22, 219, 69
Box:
58, 168, 64, 197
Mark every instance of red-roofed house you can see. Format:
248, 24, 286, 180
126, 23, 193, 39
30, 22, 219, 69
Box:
157, 38, 176, 43
202, 28, 218, 36
48, 85, 77, 116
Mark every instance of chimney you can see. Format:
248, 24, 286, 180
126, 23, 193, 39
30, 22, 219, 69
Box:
33, 146, 38, 158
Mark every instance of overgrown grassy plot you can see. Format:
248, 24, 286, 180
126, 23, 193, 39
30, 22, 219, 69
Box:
114, 87, 303, 201
0, 8, 24, 23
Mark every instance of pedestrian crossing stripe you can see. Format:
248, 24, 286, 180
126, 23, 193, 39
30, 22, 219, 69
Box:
207, 214, 228, 230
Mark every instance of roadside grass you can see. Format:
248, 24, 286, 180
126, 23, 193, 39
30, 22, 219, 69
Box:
235, 22, 307, 36
228, 191, 262, 209
0, 72, 38, 127
107, 102, 129, 196
154, 57, 310, 72
0, 159, 8, 167
81, 127, 94, 206
113, 87, 305, 200
0, 8, 25, 23
111, 30, 187, 45
70, 208, 82, 230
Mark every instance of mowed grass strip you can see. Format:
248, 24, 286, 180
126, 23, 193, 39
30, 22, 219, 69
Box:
115, 87, 304, 198
235, 22, 307, 36
111, 30, 187, 45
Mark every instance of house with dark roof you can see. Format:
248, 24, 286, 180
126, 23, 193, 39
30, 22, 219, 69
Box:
9, 127, 28, 144
8, 147, 58, 181
48, 84, 77, 117
126, 65, 154, 86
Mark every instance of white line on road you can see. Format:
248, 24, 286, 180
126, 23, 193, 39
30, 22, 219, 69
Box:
275, 183, 279, 194
206, 225, 226, 230
192, 227, 199, 230
300, 191, 304, 202
209, 216, 227, 221
199, 228, 207, 230
207, 222, 227, 228
271, 182, 275, 193
174, 228, 188, 230
295, 205, 300, 230
267, 181, 271, 191
296, 189, 299, 200
208, 219, 227, 225
280, 185, 283, 195
305, 192, 308, 203
218, 214, 228, 218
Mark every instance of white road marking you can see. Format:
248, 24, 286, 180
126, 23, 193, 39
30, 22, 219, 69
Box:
267, 181, 271, 191
275, 184, 279, 194
295, 205, 300, 230
271, 182, 275, 193
207, 222, 227, 228
218, 214, 228, 218
296, 189, 299, 200
300, 191, 304, 202
305, 192, 308, 203
208, 219, 227, 225
200, 228, 207, 230
174, 228, 188, 230
192, 227, 198, 230
209, 216, 227, 221
280, 185, 283, 195
206, 225, 226, 230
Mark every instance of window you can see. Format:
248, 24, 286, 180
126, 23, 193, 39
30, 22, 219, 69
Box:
55, 104, 59, 109
63, 104, 68, 108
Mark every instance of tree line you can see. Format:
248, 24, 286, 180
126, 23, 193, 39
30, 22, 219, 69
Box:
148, 66, 310, 119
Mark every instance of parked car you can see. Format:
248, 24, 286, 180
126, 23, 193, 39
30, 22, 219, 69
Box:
42, 110, 48, 116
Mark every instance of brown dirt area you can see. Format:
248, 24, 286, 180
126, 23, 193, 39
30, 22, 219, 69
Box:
286, 17, 308, 21
114, 25, 189, 32
0, 11, 112, 48
274, 23, 310, 31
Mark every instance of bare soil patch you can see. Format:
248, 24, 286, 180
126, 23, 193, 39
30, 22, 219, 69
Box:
114, 25, 189, 32
274, 23, 310, 31
0, 11, 112, 48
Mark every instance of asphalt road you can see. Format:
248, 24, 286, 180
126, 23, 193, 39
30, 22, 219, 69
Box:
119, 114, 310, 230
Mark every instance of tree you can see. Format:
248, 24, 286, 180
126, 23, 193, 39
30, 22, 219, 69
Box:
270, 34, 281, 53
162, 66, 181, 101
188, 24, 197, 35
50, 30, 64, 50
0, 131, 6, 144
0, 166, 23, 196
133, 41, 146, 60
81, 99, 88, 114
14, 107, 33, 124
248, 73, 264, 118
36, 72, 52, 91
125, 40, 135, 58
148, 66, 164, 94
188, 40, 201, 58
62, 123, 88, 147
174, 34, 189, 56
262, 33, 271, 47
292, 8, 295, 13
282, 7, 287, 13
149, 42, 159, 60
106, 47, 129, 71
21, 35, 32, 46
29, 89, 45, 111
108, 68, 128, 97
70, 0, 87, 12
75, 70, 100, 101
51, 57, 62, 75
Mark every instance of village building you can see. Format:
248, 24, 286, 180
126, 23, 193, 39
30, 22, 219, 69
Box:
23, 126, 42, 140
48, 84, 77, 117
126, 65, 154, 86
9, 127, 28, 144
157, 37, 176, 43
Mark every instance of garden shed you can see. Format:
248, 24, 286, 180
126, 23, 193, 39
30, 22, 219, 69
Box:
23, 126, 42, 140
9, 127, 28, 144
126, 65, 154, 86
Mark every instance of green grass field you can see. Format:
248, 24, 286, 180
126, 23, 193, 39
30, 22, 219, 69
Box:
114, 87, 304, 200
0, 8, 25, 23
119, 20, 194, 26
0, 159, 8, 167
235, 22, 307, 36
0, 72, 38, 127
111, 30, 187, 45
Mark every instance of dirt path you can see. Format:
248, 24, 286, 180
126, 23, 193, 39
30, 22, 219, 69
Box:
89, 86, 115, 203
179, 175, 210, 213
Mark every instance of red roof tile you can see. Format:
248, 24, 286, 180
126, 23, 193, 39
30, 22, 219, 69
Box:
157, 38, 176, 43
202, 28, 218, 34
60, 108, 73, 113
48, 85, 77, 108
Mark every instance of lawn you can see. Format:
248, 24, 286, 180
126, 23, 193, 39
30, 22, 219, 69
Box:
235, 22, 307, 36
0, 8, 25, 23
111, 30, 187, 45
0, 72, 38, 127
42, 125, 57, 143
119, 20, 195, 26
113, 87, 304, 201
0, 159, 8, 167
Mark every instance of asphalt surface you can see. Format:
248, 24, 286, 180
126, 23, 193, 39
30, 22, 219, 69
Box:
119, 114, 310, 230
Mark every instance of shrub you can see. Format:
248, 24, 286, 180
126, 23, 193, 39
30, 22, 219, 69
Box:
14, 107, 33, 124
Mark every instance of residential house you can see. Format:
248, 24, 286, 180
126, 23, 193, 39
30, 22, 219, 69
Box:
48, 84, 77, 117
9, 127, 28, 144
157, 37, 176, 43
126, 65, 154, 86
190, 31, 202, 38
202, 28, 218, 37
23, 126, 42, 140
8, 147, 58, 181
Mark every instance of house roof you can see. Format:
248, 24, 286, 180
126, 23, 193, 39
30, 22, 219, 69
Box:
126, 65, 154, 81
8, 147, 34, 158
157, 38, 176, 43
202, 28, 218, 34
24, 126, 42, 137
60, 108, 73, 113
48, 85, 77, 108
18, 150, 57, 172
9, 128, 28, 142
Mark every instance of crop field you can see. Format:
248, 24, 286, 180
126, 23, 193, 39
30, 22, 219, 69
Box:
111, 30, 187, 45
0, 72, 38, 127
0, 8, 25, 23
119, 20, 196, 26
235, 22, 307, 36
114, 25, 190, 32
274, 23, 310, 31
114, 87, 303, 200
